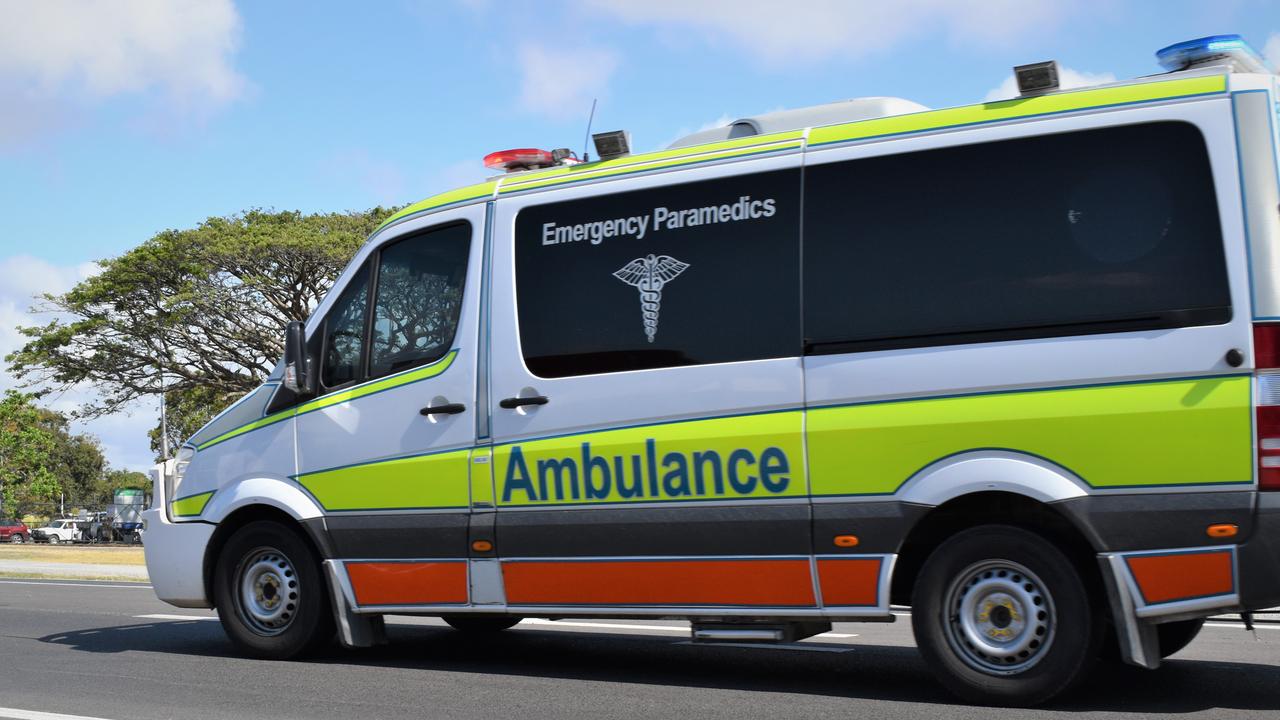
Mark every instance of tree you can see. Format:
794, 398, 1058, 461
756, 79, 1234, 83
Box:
7, 207, 398, 451
37, 408, 105, 505
0, 391, 61, 517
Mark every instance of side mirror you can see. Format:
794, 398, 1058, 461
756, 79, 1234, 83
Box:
282, 321, 312, 396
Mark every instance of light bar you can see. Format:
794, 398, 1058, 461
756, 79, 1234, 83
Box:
483, 148, 555, 173
1156, 34, 1272, 74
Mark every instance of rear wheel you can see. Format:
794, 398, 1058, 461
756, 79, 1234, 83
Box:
214, 521, 333, 659
442, 616, 522, 633
1157, 618, 1205, 658
912, 525, 1102, 707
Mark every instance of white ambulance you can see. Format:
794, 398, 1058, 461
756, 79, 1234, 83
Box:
144, 35, 1280, 706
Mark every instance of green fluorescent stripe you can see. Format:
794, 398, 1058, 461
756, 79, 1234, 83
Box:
196, 409, 293, 450
373, 77, 1223, 233
296, 349, 458, 415
196, 350, 458, 451
497, 134, 805, 194
171, 491, 214, 517
296, 448, 472, 511
377, 182, 496, 231
808, 75, 1227, 147
807, 375, 1252, 496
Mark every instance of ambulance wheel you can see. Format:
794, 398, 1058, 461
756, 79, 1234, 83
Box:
215, 521, 333, 659
1157, 618, 1204, 658
442, 616, 522, 633
911, 525, 1102, 707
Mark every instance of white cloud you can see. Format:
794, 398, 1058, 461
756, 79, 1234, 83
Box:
1265, 32, 1280, 73
579, 0, 1064, 65
983, 66, 1117, 102
0, 0, 246, 148
0, 255, 156, 472
518, 43, 619, 120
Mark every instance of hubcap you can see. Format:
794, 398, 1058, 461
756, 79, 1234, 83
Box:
236, 547, 299, 636
944, 560, 1055, 675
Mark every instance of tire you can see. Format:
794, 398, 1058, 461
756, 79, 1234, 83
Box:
48, 535, 60, 545
11, 533, 25, 544
1157, 618, 1204, 658
911, 525, 1102, 707
214, 521, 334, 659
442, 615, 522, 633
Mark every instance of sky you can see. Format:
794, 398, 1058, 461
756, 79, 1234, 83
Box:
1, 0, 1279, 473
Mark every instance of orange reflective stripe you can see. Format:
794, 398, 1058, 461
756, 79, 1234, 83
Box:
1125, 550, 1234, 605
502, 559, 816, 606
346, 561, 468, 606
816, 557, 882, 607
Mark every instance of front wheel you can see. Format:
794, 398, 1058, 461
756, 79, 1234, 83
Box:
11, 533, 25, 544
48, 535, 60, 545
442, 615, 522, 633
214, 521, 334, 659
911, 525, 1102, 707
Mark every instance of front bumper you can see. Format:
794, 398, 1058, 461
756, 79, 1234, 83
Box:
142, 508, 215, 608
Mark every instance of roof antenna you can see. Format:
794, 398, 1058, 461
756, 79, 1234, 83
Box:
582, 98, 597, 163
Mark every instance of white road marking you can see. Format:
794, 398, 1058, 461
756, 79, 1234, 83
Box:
520, 619, 688, 633
0, 580, 151, 590
518, 619, 856, 638
1205, 621, 1280, 631
0, 707, 119, 720
673, 641, 855, 653
134, 613, 216, 622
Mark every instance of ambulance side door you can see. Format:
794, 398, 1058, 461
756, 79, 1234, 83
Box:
486, 155, 813, 612
294, 207, 485, 607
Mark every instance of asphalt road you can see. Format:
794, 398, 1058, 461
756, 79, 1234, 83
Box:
0, 579, 1278, 720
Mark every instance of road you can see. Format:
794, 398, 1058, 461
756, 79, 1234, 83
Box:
0, 579, 1277, 720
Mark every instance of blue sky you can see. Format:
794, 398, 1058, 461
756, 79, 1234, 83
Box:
2, 0, 1279, 471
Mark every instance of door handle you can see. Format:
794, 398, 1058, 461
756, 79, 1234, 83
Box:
499, 395, 549, 409
420, 402, 466, 416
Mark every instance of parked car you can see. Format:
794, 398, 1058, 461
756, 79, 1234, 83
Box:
0, 519, 30, 544
32, 519, 80, 544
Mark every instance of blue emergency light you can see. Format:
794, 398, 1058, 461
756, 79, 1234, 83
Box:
1155, 34, 1272, 74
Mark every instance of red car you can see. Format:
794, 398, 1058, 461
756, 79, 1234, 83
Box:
0, 519, 30, 544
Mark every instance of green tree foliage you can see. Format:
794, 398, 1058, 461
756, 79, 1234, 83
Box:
38, 407, 105, 505
7, 208, 398, 452
0, 391, 61, 516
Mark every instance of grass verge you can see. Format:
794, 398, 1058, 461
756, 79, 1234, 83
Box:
0, 544, 146, 566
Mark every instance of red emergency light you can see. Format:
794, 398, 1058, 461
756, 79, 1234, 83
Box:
484, 148, 556, 172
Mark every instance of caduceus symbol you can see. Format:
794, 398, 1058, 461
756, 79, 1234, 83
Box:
613, 254, 690, 343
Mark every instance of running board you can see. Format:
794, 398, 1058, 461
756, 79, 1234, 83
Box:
692, 621, 832, 643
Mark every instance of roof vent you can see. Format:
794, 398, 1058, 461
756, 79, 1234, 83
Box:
667, 97, 929, 150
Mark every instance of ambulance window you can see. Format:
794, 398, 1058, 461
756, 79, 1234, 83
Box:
514, 168, 802, 377
320, 262, 371, 389
369, 222, 470, 378
803, 121, 1231, 353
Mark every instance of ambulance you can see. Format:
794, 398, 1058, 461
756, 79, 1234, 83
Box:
143, 35, 1280, 706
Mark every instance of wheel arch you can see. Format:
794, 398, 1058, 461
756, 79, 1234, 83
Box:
889, 491, 1103, 607
201, 502, 333, 608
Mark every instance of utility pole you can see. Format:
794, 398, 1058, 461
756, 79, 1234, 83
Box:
160, 376, 170, 461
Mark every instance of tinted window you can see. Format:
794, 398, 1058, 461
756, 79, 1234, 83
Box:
321, 262, 370, 388
370, 223, 470, 377
515, 169, 801, 377
804, 121, 1231, 353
